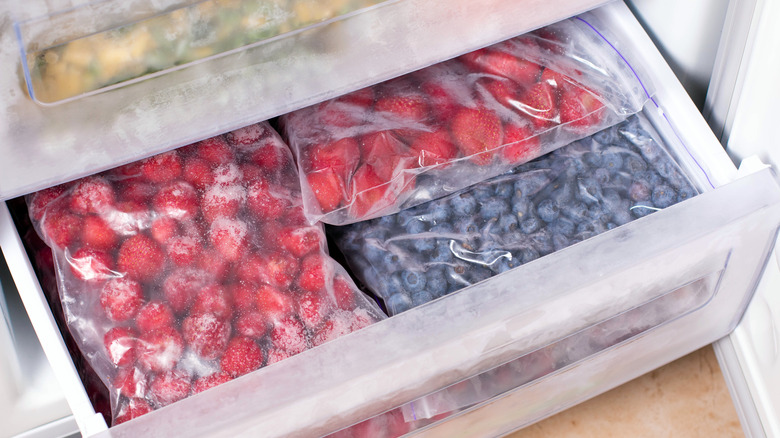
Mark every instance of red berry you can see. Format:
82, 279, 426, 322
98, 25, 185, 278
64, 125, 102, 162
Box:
192, 372, 232, 394
100, 277, 144, 322
312, 314, 354, 347
306, 170, 345, 214
316, 99, 366, 128
70, 177, 116, 215
248, 138, 289, 172
152, 181, 199, 220
182, 312, 231, 360
117, 235, 165, 283
196, 248, 230, 282
348, 164, 397, 218
460, 48, 542, 85
374, 93, 430, 125
298, 290, 330, 329
68, 247, 115, 283
258, 252, 299, 289
196, 136, 234, 164
235, 311, 268, 339
450, 106, 504, 166
208, 217, 249, 262
81, 215, 117, 250
419, 68, 464, 120
42, 210, 82, 249
141, 151, 183, 183
502, 121, 541, 164
297, 254, 330, 293
518, 81, 559, 128
110, 200, 150, 235
137, 326, 184, 373
233, 253, 267, 285
559, 87, 605, 131
239, 163, 264, 182
149, 370, 191, 407
279, 226, 322, 257
162, 268, 211, 314
150, 216, 179, 243
118, 180, 156, 204
332, 275, 356, 310
114, 398, 152, 425
229, 283, 257, 314
182, 157, 215, 189
265, 348, 292, 366
166, 235, 200, 267
201, 184, 246, 223
28, 185, 67, 221
246, 180, 290, 220
478, 77, 520, 108
220, 337, 263, 377
307, 137, 361, 180
114, 367, 147, 398
408, 129, 458, 168
135, 301, 175, 332
539, 67, 572, 89
255, 284, 294, 321
270, 316, 308, 355
225, 124, 266, 146
104, 326, 138, 367
212, 163, 244, 186
190, 285, 232, 319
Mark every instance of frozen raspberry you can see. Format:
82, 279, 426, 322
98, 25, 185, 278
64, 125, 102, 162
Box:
208, 217, 248, 262
104, 326, 138, 367
68, 247, 115, 283
225, 124, 265, 146
297, 254, 330, 293
166, 236, 200, 267
278, 226, 322, 257
270, 316, 309, 355
220, 337, 263, 377
196, 136, 234, 164
201, 184, 246, 223
249, 139, 289, 172
114, 397, 152, 425
149, 370, 192, 407
117, 235, 165, 283
81, 215, 118, 251
162, 268, 211, 314
246, 180, 290, 220
255, 284, 294, 321
42, 210, 82, 249
100, 278, 144, 322
138, 326, 184, 373
190, 285, 232, 319
235, 311, 268, 339
28, 185, 67, 221
196, 248, 230, 282
152, 181, 199, 220
70, 177, 116, 215
182, 157, 214, 189
298, 290, 330, 329
192, 372, 232, 394
113, 367, 147, 398
212, 163, 244, 186
265, 348, 292, 366
332, 275, 356, 310
141, 151, 182, 183
182, 312, 231, 360
135, 301, 175, 333
258, 252, 298, 289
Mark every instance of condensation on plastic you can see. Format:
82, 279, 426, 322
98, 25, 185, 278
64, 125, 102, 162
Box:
24, 122, 384, 426
331, 113, 698, 316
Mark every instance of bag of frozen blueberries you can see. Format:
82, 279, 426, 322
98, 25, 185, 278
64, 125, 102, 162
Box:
26, 122, 385, 426
281, 17, 653, 225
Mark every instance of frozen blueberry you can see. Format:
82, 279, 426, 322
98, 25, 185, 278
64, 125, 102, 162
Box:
517, 247, 541, 264
593, 128, 621, 145
387, 293, 413, 314
497, 213, 518, 233
628, 180, 652, 201
382, 252, 402, 268
562, 201, 589, 223
431, 241, 454, 263
430, 203, 451, 223
578, 178, 603, 203
445, 263, 470, 287
512, 197, 533, 218
552, 234, 570, 251
480, 198, 510, 220
520, 216, 542, 234
412, 237, 436, 252
583, 151, 603, 168
495, 256, 521, 273
363, 244, 387, 263
455, 217, 480, 235
471, 185, 494, 203
377, 215, 396, 228
576, 220, 599, 239
401, 270, 426, 293
630, 202, 655, 218
467, 266, 493, 284
385, 273, 405, 297
549, 182, 576, 208
396, 209, 417, 227
514, 172, 551, 198
529, 230, 554, 255
636, 170, 663, 188
601, 153, 623, 173
623, 155, 648, 173
652, 184, 676, 208
593, 168, 611, 184
551, 217, 576, 237
426, 267, 449, 297
494, 182, 515, 200
363, 226, 389, 241
536, 199, 560, 223
405, 219, 426, 234
411, 290, 434, 307
677, 185, 697, 202
451, 193, 478, 216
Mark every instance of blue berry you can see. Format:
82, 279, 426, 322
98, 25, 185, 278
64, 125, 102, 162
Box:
494, 182, 515, 199
652, 184, 676, 208
593, 128, 620, 145
561, 201, 589, 223
551, 217, 575, 237
593, 168, 610, 184
529, 230, 554, 255
411, 290, 434, 306
479, 198, 510, 220
495, 256, 521, 273
601, 153, 623, 173
520, 216, 541, 234
497, 213, 518, 233
549, 182, 575, 208
623, 155, 647, 173
628, 180, 651, 201
430, 223, 454, 235
429, 203, 451, 223
401, 270, 426, 293
396, 209, 416, 226
382, 252, 402, 269
385, 273, 405, 296
467, 266, 493, 284
677, 185, 697, 202
471, 185, 494, 203
446, 264, 469, 287
536, 199, 560, 223
454, 217, 480, 235
583, 151, 603, 167
386, 293, 413, 314
636, 170, 663, 187
630, 202, 655, 218
426, 267, 449, 297
405, 219, 426, 234
451, 193, 477, 216
377, 215, 395, 228
412, 237, 436, 252
552, 234, 570, 251
517, 247, 541, 263
514, 172, 551, 198
578, 178, 603, 203
512, 197, 533, 218
431, 241, 454, 262
362, 243, 387, 263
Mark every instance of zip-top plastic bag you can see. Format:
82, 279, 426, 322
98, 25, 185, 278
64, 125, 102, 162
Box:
330, 114, 698, 316
281, 17, 652, 225
26, 122, 384, 426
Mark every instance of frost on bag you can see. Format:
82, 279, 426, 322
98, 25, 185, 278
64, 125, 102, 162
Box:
331, 114, 698, 315
281, 18, 651, 225
26, 122, 384, 426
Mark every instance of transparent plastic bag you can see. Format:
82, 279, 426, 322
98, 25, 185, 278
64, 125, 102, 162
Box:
281, 17, 652, 225
330, 114, 699, 316
25, 122, 384, 426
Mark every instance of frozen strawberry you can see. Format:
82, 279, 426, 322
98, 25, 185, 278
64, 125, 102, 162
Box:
232, 253, 267, 286
279, 226, 322, 257
192, 372, 232, 394
374, 93, 429, 125
149, 370, 192, 407
349, 164, 396, 218
190, 285, 232, 319
229, 283, 257, 314
118, 179, 156, 204
100, 278, 144, 322
138, 326, 184, 373
518, 81, 559, 128
135, 301, 175, 333
225, 124, 265, 146
69, 177, 116, 215
42, 210, 81, 248
420, 68, 464, 120
502, 122, 541, 164
208, 217, 248, 262
339, 87, 375, 107
559, 87, 605, 130
332, 275, 356, 310
114, 398, 152, 425
297, 290, 330, 329
114, 367, 147, 398
212, 163, 243, 187
255, 284, 294, 321
265, 348, 292, 366
165, 235, 200, 267
246, 180, 290, 220
81, 215, 117, 250
68, 247, 115, 283
104, 326, 138, 367
201, 184, 246, 223
270, 316, 309, 355
540, 67, 572, 89
239, 164, 264, 183
248, 139, 289, 172
297, 254, 330, 293
409, 129, 458, 167
450, 106, 504, 166
140, 151, 182, 183
182, 312, 231, 360
316, 95, 369, 128
312, 314, 353, 347
150, 217, 179, 243
152, 181, 199, 220
306, 169, 345, 214
307, 137, 361, 181
359, 130, 408, 171
220, 337, 263, 377
258, 252, 299, 289
28, 185, 67, 221
196, 248, 230, 283
350, 409, 409, 438
484, 50, 542, 85
478, 77, 520, 108
196, 136, 234, 165
235, 311, 268, 339
162, 268, 211, 314
182, 156, 215, 189
117, 234, 165, 283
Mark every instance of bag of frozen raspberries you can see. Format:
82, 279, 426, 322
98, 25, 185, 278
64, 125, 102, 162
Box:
280, 18, 652, 225
26, 122, 385, 425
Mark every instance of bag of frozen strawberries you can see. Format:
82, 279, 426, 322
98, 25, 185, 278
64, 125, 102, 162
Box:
280, 17, 652, 225
26, 122, 385, 426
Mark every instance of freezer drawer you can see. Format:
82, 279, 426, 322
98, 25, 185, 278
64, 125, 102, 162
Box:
0, 2, 778, 438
